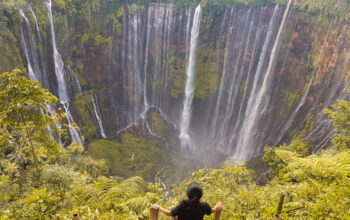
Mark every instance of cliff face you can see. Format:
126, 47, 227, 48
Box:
4, 0, 350, 162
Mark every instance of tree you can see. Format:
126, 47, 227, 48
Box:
324, 88, 350, 150
0, 69, 61, 182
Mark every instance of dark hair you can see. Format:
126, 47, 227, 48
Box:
181, 182, 203, 207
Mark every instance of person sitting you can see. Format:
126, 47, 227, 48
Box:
152, 182, 222, 220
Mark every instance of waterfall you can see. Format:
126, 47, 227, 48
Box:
142, 7, 151, 115
147, 4, 176, 109
119, 5, 144, 124
68, 65, 82, 94
195, 6, 281, 158
63, 104, 83, 143
29, 5, 41, 42
92, 94, 107, 139
179, 5, 201, 149
20, 8, 61, 143
233, 0, 293, 162
274, 73, 315, 144
29, 5, 49, 89
45, 0, 82, 144
20, 9, 41, 82
211, 8, 254, 151
45, 0, 68, 103
115, 3, 187, 130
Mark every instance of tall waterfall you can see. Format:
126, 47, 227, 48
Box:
117, 4, 145, 127
29, 5, 41, 43
112, 3, 193, 130
20, 9, 41, 82
45, 0, 68, 102
92, 94, 107, 139
233, 0, 293, 161
21, 7, 59, 142
45, 0, 82, 144
179, 5, 201, 149
190, 5, 284, 161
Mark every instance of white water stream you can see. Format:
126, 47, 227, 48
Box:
179, 5, 201, 149
45, 0, 82, 144
92, 94, 107, 139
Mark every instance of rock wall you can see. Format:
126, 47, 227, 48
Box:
4, 0, 350, 162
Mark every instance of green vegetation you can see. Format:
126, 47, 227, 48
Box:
1, 69, 350, 219
149, 111, 167, 135
324, 88, 350, 150
282, 90, 300, 112
55, 0, 66, 10
88, 134, 197, 183
0, 69, 153, 219
293, 0, 350, 27
194, 45, 219, 99
72, 94, 98, 141
108, 7, 124, 34
168, 55, 186, 98
79, 32, 113, 56
129, 5, 145, 16
168, 45, 219, 100
80, 33, 112, 48
0, 27, 24, 72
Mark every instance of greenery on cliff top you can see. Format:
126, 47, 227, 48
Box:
47, 0, 350, 29
1, 69, 349, 219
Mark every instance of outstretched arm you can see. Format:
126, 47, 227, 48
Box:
151, 204, 172, 216
212, 204, 223, 213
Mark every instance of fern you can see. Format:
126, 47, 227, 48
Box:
275, 149, 350, 181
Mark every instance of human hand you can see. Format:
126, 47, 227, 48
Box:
213, 204, 223, 212
151, 204, 160, 210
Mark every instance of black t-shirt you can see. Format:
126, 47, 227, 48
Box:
171, 202, 212, 220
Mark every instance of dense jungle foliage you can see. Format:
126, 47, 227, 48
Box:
46, 0, 350, 28
2, 0, 350, 31
0, 69, 349, 219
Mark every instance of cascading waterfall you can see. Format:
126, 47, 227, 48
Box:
233, 0, 293, 162
119, 5, 145, 125
20, 8, 62, 142
20, 1, 350, 163
45, 0, 68, 102
210, 8, 254, 151
68, 65, 82, 95
146, 4, 176, 110
114, 3, 192, 130
197, 5, 284, 160
45, 0, 82, 144
28, 5, 49, 89
29, 5, 41, 42
179, 5, 201, 149
91, 94, 107, 139
20, 9, 41, 82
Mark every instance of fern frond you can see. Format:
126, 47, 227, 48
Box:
276, 149, 350, 180
88, 176, 146, 205
123, 196, 152, 213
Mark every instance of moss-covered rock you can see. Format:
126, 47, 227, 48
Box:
194, 45, 219, 99
168, 55, 186, 98
88, 133, 199, 183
